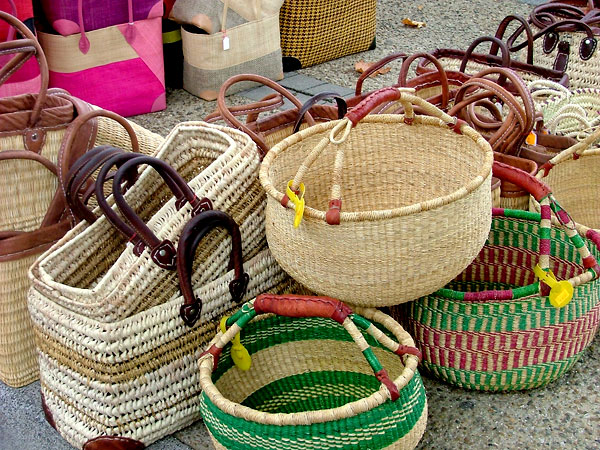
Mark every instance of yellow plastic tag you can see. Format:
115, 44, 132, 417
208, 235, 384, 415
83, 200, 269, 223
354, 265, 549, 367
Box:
220, 316, 251, 371
286, 180, 305, 228
526, 131, 537, 146
533, 264, 574, 308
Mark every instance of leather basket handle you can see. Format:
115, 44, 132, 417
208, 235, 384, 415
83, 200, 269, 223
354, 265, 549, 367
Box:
178, 210, 248, 327
459, 36, 512, 75
111, 155, 211, 270
493, 15, 535, 64
293, 92, 347, 134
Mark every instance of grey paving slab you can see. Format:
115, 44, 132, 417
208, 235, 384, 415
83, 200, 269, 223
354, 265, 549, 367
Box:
277, 73, 327, 92
303, 82, 355, 97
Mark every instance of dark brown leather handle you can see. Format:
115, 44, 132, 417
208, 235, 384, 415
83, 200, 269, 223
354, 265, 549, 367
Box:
292, 93, 347, 134
0, 11, 49, 128
460, 36, 511, 74
510, 19, 597, 52
213, 74, 315, 157
253, 294, 354, 324
492, 160, 551, 201
354, 52, 407, 96
64, 146, 135, 224
178, 210, 248, 327
398, 52, 451, 109
112, 155, 209, 270
530, 2, 600, 29
492, 15, 534, 64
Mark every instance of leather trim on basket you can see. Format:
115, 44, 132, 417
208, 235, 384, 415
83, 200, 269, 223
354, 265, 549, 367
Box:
40, 392, 56, 430
83, 436, 145, 450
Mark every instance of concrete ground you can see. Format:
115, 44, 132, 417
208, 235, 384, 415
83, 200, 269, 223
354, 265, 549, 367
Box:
2, 0, 599, 448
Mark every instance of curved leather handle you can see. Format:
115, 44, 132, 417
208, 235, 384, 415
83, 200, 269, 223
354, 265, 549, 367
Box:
214, 74, 315, 157
460, 36, 512, 74
254, 293, 353, 323
292, 93, 347, 134
493, 15, 534, 64
398, 52, 450, 110
346, 87, 403, 126
205, 93, 284, 125
510, 19, 597, 53
530, 3, 600, 29
354, 52, 407, 96
0, 11, 49, 128
65, 146, 135, 224
0, 150, 66, 227
112, 156, 209, 269
178, 210, 248, 327
492, 160, 551, 201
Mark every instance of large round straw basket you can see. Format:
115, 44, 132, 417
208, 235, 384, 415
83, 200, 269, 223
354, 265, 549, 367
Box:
199, 294, 427, 450
259, 87, 494, 306
531, 127, 600, 231
394, 162, 600, 391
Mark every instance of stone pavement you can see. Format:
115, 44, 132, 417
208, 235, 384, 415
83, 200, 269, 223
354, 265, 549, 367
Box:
2, 0, 599, 449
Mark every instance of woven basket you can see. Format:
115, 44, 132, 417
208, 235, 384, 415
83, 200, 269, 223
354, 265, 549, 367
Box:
394, 161, 600, 391
199, 294, 427, 450
528, 79, 600, 140
532, 126, 600, 231
260, 87, 493, 306
30, 213, 301, 448
279, 0, 376, 69
29, 122, 265, 323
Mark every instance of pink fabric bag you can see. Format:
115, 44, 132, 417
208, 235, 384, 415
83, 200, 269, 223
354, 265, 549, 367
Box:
37, 0, 166, 117
0, 0, 40, 97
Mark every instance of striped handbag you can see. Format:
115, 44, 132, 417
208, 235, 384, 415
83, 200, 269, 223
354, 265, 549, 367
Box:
394, 161, 600, 391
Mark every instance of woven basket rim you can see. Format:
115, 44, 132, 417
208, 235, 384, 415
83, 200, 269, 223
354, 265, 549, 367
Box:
198, 306, 421, 426
260, 114, 493, 222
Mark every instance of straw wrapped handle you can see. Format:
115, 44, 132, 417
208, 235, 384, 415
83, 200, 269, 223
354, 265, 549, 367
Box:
539, 125, 600, 176
291, 87, 461, 225
205, 294, 422, 402
178, 210, 248, 327
111, 156, 212, 269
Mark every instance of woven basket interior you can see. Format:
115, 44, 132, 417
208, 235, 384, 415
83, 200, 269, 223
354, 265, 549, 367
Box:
269, 121, 488, 213
449, 216, 598, 292
212, 316, 406, 413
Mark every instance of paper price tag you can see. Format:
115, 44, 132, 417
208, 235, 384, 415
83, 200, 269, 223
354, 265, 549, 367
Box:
222, 35, 230, 51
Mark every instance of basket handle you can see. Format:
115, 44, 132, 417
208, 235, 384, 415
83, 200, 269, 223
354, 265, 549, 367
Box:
203, 294, 421, 402
290, 87, 460, 225
491, 161, 599, 298
292, 92, 347, 134
397, 52, 451, 110
111, 155, 212, 270
539, 125, 600, 176
354, 52, 407, 97
178, 210, 248, 327
459, 36, 512, 75
64, 146, 138, 224
529, 2, 600, 29
207, 74, 315, 157
0, 11, 49, 129
492, 15, 534, 64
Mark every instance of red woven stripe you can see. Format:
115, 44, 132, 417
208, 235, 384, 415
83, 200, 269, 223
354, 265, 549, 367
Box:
492, 207, 505, 216
410, 302, 600, 372
556, 209, 571, 225
583, 255, 597, 269
464, 290, 513, 301
541, 204, 552, 220
539, 239, 551, 255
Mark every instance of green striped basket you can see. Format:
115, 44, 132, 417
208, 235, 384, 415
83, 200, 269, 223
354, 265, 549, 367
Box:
198, 294, 427, 449
394, 161, 600, 391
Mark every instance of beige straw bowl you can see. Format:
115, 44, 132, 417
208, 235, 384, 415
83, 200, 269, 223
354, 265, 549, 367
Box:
260, 101, 493, 307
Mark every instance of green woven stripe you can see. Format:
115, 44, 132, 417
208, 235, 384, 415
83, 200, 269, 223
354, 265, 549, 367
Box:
363, 348, 383, 373
241, 371, 378, 413
539, 226, 551, 240
214, 317, 394, 382
421, 351, 583, 391
200, 372, 426, 450
502, 209, 540, 221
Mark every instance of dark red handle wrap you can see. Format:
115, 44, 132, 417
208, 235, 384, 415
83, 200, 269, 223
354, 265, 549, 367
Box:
492, 161, 551, 201
112, 156, 202, 269
254, 294, 354, 324
178, 210, 247, 327
345, 87, 402, 126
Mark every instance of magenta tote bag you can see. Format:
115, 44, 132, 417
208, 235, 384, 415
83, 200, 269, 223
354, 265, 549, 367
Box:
0, 0, 41, 97
37, 0, 166, 117
40, 0, 163, 37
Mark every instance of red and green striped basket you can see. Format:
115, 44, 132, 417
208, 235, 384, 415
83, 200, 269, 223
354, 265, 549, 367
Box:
394, 162, 600, 391
198, 294, 427, 449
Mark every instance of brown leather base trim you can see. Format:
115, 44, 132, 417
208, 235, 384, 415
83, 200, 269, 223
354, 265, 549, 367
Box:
40, 391, 56, 430
83, 436, 145, 450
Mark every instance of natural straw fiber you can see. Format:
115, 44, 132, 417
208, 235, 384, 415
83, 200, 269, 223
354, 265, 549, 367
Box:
29, 122, 266, 322
279, 0, 376, 68
532, 126, 600, 230
259, 88, 493, 306
199, 296, 427, 449
29, 249, 302, 448
395, 163, 600, 391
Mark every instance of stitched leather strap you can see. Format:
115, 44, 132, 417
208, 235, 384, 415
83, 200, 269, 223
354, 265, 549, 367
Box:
178, 210, 247, 327
492, 15, 535, 63
254, 294, 353, 324
111, 155, 203, 269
